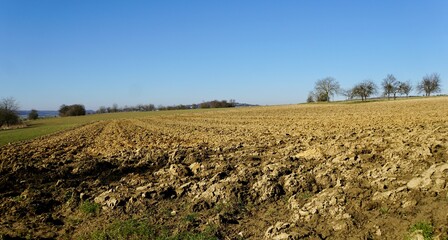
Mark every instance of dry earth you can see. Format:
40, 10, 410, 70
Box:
1, 98, 448, 239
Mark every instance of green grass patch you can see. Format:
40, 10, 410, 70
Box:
407, 221, 434, 240
79, 201, 101, 216
0, 110, 199, 146
83, 219, 218, 240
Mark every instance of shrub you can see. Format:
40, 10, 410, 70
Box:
0, 109, 20, 126
316, 92, 329, 102
306, 92, 315, 103
28, 109, 39, 120
0, 97, 20, 127
59, 104, 86, 117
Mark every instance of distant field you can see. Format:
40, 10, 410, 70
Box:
0, 96, 444, 146
0, 110, 199, 146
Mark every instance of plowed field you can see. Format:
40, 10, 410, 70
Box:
1, 97, 448, 239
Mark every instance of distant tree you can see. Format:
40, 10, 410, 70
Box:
314, 77, 340, 102
0, 97, 19, 112
306, 91, 315, 103
59, 105, 68, 116
382, 74, 399, 100
111, 103, 119, 113
156, 100, 235, 111
352, 80, 378, 101
340, 89, 355, 100
142, 104, 156, 111
210, 100, 221, 108
315, 92, 329, 102
0, 97, 20, 126
97, 106, 107, 114
28, 109, 39, 120
199, 102, 210, 108
397, 81, 413, 97
59, 104, 86, 117
198, 100, 235, 109
417, 73, 441, 97
229, 99, 237, 107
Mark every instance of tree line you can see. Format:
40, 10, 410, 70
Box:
308, 73, 442, 103
0, 72, 444, 127
96, 103, 156, 114
0, 98, 238, 127
96, 100, 236, 113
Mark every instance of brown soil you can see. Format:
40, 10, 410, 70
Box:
1, 98, 448, 239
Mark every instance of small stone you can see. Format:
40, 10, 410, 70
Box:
402, 200, 417, 208
375, 225, 382, 236
332, 220, 348, 231
298, 210, 309, 216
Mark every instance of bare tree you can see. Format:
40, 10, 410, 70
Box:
340, 89, 355, 100
382, 74, 399, 100
352, 80, 378, 101
314, 77, 340, 102
0, 97, 19, 112
417, 73, 441, 97
397, 81, 413, 97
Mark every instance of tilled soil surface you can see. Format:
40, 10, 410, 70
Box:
1, 98, 448, 239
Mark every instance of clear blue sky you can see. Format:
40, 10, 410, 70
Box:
1, 1, 447, 110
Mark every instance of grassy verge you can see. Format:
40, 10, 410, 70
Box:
1, 112, 150, 146
0, 110, 201, 146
